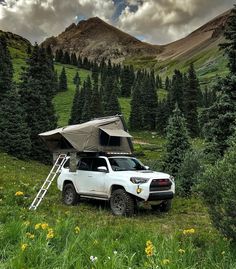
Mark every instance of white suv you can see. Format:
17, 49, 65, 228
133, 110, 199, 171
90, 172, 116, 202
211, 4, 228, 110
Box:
57, 155, 175, 216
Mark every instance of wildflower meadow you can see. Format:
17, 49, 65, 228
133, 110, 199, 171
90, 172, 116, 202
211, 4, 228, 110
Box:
0, 153, 236, 268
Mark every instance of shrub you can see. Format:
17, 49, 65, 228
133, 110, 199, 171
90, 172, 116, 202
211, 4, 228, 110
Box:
200, 134, 236, 241
176, 149, 206, 197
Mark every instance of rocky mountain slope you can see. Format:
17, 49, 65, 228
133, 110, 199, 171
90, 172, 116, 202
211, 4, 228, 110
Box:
42, 17, 160, 63
42, 10, 230, 66
157, 10, 229, 62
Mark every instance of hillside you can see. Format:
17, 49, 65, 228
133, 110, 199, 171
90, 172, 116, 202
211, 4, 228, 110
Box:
125, 10, 230, 83
0, 30, 31, 81
42, 17, 160, 63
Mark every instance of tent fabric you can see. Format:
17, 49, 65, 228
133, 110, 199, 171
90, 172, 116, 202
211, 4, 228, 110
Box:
99, 127, 132, 138
39, 116, 133, 153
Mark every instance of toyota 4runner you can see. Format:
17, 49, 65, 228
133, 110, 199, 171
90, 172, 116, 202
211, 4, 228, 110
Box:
57, 155, 175, 216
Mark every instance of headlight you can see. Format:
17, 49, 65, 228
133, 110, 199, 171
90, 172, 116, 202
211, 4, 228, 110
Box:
170, 176, 175, 181
130, 177, 150, 184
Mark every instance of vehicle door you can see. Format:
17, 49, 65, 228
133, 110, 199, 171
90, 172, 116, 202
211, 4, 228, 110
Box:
89, 157, 109, 196
75, 157, 93, 193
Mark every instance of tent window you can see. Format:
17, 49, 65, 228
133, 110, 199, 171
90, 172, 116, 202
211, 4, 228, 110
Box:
100, 130, 121, 146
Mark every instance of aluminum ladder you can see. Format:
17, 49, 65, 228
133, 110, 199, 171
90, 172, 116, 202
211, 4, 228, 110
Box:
29, 154, 67, 210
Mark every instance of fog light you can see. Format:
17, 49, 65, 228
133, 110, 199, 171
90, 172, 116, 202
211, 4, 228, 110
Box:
137, 187, 142, 194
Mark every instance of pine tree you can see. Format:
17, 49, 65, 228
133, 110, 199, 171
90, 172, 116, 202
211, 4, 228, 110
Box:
69, 81, 80, 125
202, 84, 236, 156
105, 81, 121, 116
73, 71, 80, 85
62, 51, 70, 64
81, 76, 92, 122
129, 80, 143, 130
142, 72, 158, 130
183, 64, 200, 137
55, 49, 63, 62
165, 76, 171, 91
156, 99, 170, 135
0, 36, 13, 98
59, 67, 68, 92
102, 76, 114, 113
120, 66, 134, 97
90, 80, 103, 119
20, 44, 57, 162
220, 6, 236, 73
163, 104, 190, 176
71, 53, 77, 66
169, 69, 184, 111
0, 88, 31, 159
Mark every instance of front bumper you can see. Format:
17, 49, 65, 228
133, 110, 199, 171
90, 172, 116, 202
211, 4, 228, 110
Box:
148, 191, 173, 201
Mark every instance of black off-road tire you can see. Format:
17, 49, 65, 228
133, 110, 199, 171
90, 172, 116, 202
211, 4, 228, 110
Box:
62, 183, 79, 205
110, 189, 135, 217
151, 200, 172, 213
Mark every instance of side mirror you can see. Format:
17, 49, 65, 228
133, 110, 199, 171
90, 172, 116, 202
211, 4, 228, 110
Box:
144, 166, 150, 170
97, 166, 108, 173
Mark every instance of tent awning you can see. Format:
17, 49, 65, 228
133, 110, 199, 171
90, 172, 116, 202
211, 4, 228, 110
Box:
99, 127, 132, 138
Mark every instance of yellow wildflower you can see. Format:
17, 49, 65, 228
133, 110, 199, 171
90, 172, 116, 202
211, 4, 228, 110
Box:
183, 228, 195, 235
46, 228, 54, 239
145, 240, 154, 257
221, 251, 225, 255
178, 249, 185, 254
23, 221, 30, 226
41, 223, 49, 230
26, 232, 35, 239
21, 243, 28, 251
93, 239, 98, 245
15, 191, 24, 196
161, 259, 170, 265
74, 226, 80, 234
35, 223, 41, 230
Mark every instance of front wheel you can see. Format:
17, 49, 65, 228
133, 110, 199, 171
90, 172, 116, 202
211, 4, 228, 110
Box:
110, 189, 135, 216
151, 200, 172, 212
62, 183, 79, 205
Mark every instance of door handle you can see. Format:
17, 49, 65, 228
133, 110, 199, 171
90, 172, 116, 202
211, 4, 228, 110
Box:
88, 175, 93, 178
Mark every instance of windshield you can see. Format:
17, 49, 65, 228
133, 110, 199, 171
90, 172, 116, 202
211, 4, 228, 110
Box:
108, 157, 146, 171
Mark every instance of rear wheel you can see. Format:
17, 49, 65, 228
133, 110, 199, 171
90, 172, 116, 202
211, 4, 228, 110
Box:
151, 200, 172, 212
110, 189, 135, 216
62, 183, 79, 205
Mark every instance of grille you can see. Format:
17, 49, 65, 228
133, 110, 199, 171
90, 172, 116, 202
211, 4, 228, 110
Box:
150, 178, 172, 192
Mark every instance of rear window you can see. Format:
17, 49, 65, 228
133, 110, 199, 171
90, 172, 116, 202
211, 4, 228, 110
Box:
63, 159, 70, 169
78, 158, 93, 171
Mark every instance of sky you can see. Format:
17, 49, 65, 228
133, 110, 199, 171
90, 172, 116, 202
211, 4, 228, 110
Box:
0, 0, 235, 45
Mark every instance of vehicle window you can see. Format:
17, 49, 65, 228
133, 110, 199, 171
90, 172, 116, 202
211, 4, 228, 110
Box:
92, 158, 108, 171
63, 159, 70, 169
78, 158, 93, 171
109, 158, 145, 171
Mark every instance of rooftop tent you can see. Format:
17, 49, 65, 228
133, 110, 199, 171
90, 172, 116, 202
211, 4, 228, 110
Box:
39, 116, 133, 154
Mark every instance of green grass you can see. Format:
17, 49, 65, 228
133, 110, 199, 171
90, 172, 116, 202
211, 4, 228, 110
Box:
119, 97, 131, 123
0, 152, 235, 268
125, 46, 229, 86
53, 64, 91, 126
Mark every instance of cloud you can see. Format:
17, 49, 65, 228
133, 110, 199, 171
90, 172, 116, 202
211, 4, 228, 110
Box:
0, 0, 115, 43
0, 0, 235, 44
118, 0, 235, 44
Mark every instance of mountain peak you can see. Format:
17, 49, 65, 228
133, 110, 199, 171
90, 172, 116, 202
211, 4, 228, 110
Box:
42, 16, 158, 63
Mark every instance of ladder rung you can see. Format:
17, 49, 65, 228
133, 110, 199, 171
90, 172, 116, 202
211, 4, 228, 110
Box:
29, 153, 68, 210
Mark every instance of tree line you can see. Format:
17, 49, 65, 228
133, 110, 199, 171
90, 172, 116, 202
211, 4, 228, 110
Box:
0, 40, 57, 163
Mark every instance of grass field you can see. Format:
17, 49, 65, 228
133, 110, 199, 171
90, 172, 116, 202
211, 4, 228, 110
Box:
3, 46, 236, 269
0, 152, 236, 269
